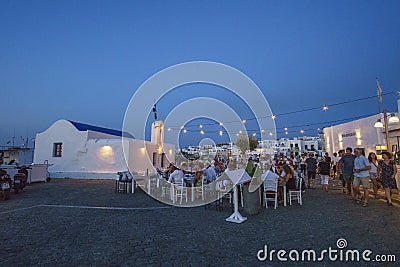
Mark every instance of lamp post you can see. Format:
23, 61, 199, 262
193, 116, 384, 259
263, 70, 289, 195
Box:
373, 79, 399, 153
374, 109, 399, 151
383, 109, 391, 150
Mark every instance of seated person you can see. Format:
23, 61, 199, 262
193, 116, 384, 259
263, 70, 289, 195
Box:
279, 164, 296, 191
202, 162, 217, 183
167, 165, 184, 184
192, 163, 205, 187
158, 163, 174, 180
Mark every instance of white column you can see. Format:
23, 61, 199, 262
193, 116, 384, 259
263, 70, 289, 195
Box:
330, 126, 336, 154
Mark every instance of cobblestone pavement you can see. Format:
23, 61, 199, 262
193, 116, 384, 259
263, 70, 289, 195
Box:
1, 179, 399, 266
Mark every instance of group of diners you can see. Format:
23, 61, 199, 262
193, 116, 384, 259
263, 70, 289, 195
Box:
243, 157, 303, 204
157, 157, 228, 187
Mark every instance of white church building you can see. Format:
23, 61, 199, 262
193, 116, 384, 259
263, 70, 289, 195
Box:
33, 119, 175, 179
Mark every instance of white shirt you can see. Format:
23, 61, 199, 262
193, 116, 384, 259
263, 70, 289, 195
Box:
202, 166, 217, 182
168, 169, 184, 183
332, 156, 339, 165
370, 161, 378, 174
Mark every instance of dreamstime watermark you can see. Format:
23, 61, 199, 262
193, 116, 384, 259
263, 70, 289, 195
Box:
257, 238, 396, 263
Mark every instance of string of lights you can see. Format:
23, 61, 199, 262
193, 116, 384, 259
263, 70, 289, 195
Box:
168, 113, 378, 137
164, 90, 397, 131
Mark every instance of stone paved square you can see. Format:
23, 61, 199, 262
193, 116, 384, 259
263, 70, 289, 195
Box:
1, 179, 399, 266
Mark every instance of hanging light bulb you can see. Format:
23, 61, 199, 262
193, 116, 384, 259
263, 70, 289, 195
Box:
219, 130, 223, 136
253, 133, 256, 136
285, 131, 288, 135
284, 127, 288, 131
300, 130, 304, 134
180, 126, 184, 129
219, 122, 223, 126
323, 105, 329, 111
183, 129, 187, 133
261, 129, 265, 133
272, 115, 276, 120
200, 124, 203, 128
242, 119, 247, 123
167, 128, 171, 131
269, 132, 273, 136
200, 130, 204, 135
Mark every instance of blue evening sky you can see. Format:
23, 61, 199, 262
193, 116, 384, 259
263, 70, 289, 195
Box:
1, 0, 399, 148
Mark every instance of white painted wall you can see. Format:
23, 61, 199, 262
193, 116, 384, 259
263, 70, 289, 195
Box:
34, 119, 175, 179
34, 120, 88, 168
324, 114, 385, 156
126, 140, 175, 175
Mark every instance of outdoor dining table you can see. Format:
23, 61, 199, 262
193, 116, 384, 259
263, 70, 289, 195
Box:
223, 169, 252, 224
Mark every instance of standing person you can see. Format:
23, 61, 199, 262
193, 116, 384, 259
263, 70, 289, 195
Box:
337, 150, 345, 193
319, 156, 331, 192
331, 152, 338, 179
353, 148, 371, 207
291, 154, 298, 171
300, 154, 307, 177
305, 153, 318, 188
324, 152, 331, 164
378, 152, 398, 206
339, 147, 356, 199
368, 152, 380, 199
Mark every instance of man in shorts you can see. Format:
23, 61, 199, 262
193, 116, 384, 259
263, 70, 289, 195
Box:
353, 148, 371, 207
305, 153, 318, 188
339, 147, 356, 198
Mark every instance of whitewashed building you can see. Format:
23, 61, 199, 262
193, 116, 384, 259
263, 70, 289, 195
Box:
323, 99, 400, 158
33, 119, 175, 179
258, 136, 322, 156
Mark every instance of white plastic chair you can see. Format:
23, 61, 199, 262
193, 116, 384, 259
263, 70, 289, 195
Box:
289, 175, 303, 206
158, 173, 168, 198
216, 180, 232, 204
264, 178, 278, 209
196, 175, 207, 200
172, 178, 188, 204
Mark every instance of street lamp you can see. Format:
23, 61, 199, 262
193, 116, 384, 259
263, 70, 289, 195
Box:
389, 113, 399, 123
374, 118, 384, 128
373, 109, 394, 151
373, 80, 400, 162
373, 108, 399, 151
